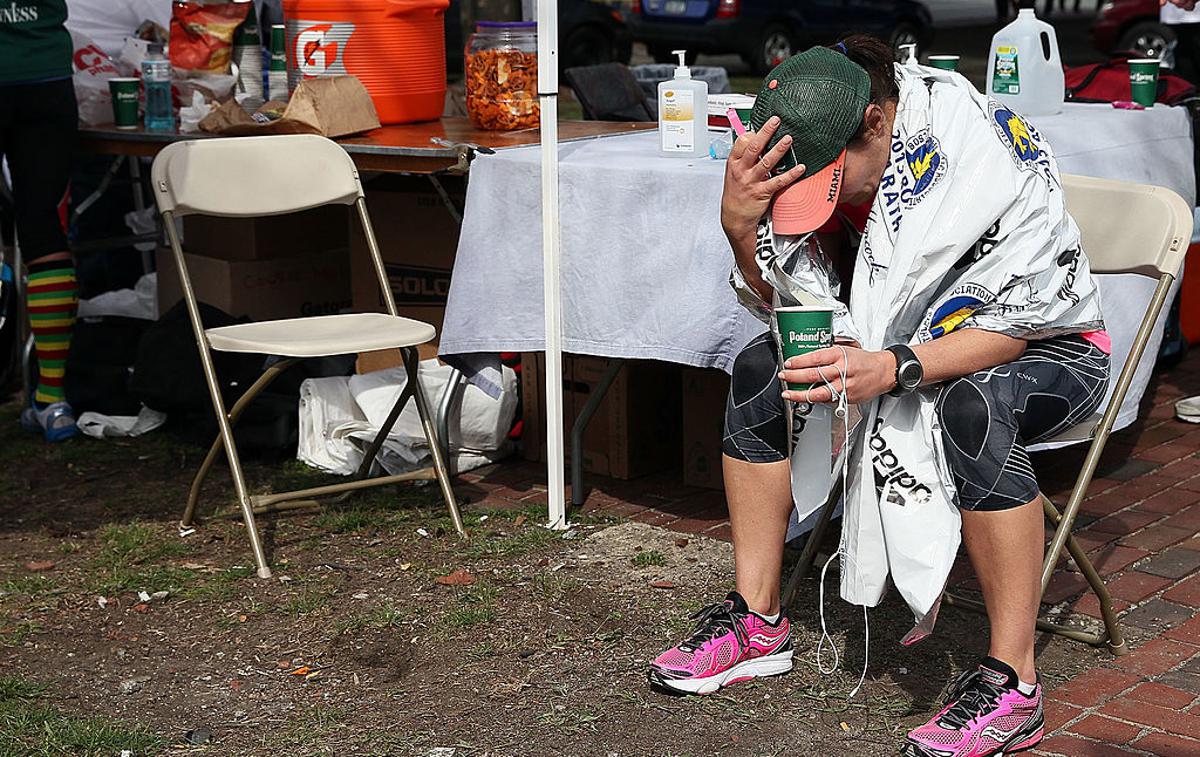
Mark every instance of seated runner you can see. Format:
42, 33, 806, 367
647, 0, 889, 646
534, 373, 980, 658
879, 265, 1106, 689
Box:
649, 36, 1110, 757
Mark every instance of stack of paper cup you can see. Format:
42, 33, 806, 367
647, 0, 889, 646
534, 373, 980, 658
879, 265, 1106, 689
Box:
232, 2, 263, 111
268, 24, 289, 102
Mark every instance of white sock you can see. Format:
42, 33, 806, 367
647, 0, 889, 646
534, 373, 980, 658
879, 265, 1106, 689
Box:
1017, 678, 1037, 696
754, 611, 781, 624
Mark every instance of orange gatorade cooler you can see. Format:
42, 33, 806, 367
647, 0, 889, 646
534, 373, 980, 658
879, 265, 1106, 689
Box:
282, 0, 448, 124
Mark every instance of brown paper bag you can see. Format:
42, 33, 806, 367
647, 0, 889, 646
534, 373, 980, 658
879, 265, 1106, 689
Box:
199, 75, 381, 138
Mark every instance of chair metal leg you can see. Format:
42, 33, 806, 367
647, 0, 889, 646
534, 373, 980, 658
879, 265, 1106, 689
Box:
182, 359, 299, 528
163, 211, 271, 578
403, 347, 465, 536
1042, 495, 1127, 655
782, 472, 843, 611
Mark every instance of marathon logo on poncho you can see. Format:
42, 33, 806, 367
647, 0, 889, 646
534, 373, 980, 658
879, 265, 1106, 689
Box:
903, 129, 945, 200
928, 284, 995, 339
989, 103, 1056, 183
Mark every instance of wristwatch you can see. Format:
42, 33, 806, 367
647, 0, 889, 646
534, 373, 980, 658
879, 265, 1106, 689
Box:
886, 344, 923, 396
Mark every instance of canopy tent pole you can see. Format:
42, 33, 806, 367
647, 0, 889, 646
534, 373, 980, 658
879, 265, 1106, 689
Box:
537, 0, 567, 530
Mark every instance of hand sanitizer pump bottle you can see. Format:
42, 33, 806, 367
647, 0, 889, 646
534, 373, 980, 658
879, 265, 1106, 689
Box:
658, 50, 708, 158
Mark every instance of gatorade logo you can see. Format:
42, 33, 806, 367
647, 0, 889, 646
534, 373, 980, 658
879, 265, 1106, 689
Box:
290, 20, 355, 78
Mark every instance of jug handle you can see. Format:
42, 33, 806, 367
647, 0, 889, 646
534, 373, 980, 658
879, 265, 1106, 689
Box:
386, 0, 451, 15
1040, 29, 1057, 62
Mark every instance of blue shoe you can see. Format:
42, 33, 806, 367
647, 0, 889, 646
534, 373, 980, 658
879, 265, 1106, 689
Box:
21, 401, 77, 443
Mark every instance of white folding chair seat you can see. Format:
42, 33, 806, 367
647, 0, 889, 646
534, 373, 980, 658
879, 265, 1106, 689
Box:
205, 313, 435, 356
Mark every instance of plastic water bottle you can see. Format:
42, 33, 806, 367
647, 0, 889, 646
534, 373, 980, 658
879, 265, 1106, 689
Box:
142, 43, 175, 132
985, 6, 1064, 116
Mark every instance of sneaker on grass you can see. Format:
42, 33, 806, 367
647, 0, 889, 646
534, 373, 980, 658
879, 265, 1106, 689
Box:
647, 591, 793, 695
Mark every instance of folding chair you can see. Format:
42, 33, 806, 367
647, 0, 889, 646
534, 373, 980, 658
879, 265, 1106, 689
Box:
784, 174, 1193, 654
151, 134, 465, 579
563, 63, 655, 122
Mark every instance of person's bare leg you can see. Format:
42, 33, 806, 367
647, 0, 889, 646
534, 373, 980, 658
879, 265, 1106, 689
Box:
960, 496, 1043, 683
724, 454, 793, 616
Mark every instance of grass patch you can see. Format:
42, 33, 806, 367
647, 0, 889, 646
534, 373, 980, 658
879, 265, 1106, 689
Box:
0, 575, 56, 599
463, 526, 555, 560
96, 523, 187, 571
532, 573, 584, 605
334, 603, 408, 635
178, 565, 255, 602
0, 620, 42, 648
442, 584, 499, 629
86, 522, 196, 596
314, 505, 396, 535
0, 675, 161, 756
284, 583, 336, 620
631, 549, 667, 568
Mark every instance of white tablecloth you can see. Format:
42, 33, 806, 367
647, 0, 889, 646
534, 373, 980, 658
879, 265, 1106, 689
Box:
441, 103, 1194, 430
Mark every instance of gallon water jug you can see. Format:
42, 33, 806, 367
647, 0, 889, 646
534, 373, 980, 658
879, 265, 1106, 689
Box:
282, 0, 448, 124
985, 7, 1064, 116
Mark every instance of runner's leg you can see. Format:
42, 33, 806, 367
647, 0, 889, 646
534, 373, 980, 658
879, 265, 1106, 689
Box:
721, 332, 794, 616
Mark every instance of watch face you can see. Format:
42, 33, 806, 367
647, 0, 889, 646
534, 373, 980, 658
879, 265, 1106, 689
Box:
899, 361, 923, 388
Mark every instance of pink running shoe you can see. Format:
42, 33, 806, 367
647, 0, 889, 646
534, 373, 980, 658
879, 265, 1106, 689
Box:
648, 591, 793, 695
903, 657, 1044, 757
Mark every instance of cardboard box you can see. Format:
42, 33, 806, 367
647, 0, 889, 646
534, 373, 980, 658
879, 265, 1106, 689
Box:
182, 205, 349, 262
350, 175, 466, 368
156, 247, 352, 323
522, 353, 681, 480
681, 368, 730, 490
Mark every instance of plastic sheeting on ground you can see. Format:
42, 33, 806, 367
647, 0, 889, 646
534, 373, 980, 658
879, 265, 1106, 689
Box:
298, 359, 518, 477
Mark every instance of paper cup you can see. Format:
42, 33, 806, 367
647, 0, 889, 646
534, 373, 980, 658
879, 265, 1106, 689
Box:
1129, 58, 1160, 107
775, 306, 834, 392
928, 55, 960, 71
108, 77, 140, 129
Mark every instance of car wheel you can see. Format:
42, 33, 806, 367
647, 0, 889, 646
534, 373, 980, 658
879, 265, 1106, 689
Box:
650, 46, 697, 65
751, 24, 795, 75
562, 25, 614, 70
1116, 21, 1177, 61
890, 22, 923, 62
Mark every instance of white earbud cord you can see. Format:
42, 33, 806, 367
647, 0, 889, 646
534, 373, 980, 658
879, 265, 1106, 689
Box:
806, 345, 870, 699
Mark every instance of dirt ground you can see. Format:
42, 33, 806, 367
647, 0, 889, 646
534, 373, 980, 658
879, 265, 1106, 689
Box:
0, 398, 1131, 757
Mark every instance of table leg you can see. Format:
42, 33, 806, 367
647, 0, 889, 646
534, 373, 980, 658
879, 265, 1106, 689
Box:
571, 358, 624, 509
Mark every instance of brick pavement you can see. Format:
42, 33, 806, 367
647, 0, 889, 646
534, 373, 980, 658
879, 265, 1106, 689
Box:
459, 350, 1200, 755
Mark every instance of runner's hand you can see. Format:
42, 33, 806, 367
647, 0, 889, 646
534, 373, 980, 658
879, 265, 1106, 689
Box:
1163, 0, 1197, 10
720, 116, 808, 236
779, 346, 897, 404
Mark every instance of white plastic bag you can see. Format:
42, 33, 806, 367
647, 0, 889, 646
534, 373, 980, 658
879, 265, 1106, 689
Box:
70, 31, 121, 126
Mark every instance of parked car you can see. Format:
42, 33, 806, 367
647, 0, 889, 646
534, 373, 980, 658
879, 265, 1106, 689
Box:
448, 0, 632, 75
627, 0, 934, 74
1092, 0, 1173, 59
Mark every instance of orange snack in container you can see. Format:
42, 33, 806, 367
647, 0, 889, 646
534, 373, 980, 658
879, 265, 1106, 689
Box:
465, 21, 539, 131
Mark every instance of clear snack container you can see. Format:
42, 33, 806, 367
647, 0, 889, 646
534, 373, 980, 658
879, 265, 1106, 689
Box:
465, 21, 540, 130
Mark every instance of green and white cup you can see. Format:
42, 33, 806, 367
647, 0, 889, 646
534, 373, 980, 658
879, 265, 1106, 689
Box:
928, 55, 960, 71
1129, 59, 1160, 107
108, 77, 140, 129
775, 306, 834, 392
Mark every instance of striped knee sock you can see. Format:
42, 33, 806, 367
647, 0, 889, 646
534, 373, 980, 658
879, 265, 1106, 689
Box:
27, 259, 77, 408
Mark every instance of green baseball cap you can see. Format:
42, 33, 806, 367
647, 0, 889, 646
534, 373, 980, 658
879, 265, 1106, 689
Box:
750, 46, 871, 234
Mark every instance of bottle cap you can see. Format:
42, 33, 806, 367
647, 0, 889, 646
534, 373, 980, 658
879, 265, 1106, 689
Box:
673, 50, 691, 79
